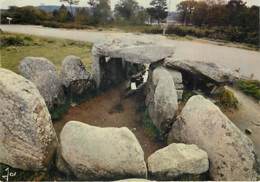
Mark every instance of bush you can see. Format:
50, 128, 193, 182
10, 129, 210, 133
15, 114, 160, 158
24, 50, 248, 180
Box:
215, 87, 239, 109
0, 35, 26, 47
41, 21, 92, 30
142, 25, 259, 47
236, 79, 260, 101
143, 25, 163, 34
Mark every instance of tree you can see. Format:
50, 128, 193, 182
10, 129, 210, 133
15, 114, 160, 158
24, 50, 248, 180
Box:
53, 4, 73, 22
114, 0, 140, 21
88, 0, 112, 25
60, 0, 80, 16
192, 1, 208, 26
148, 0, 168, 24
177, 0, 196, 25
1, 6, 51, 24
75, 7, 89, 24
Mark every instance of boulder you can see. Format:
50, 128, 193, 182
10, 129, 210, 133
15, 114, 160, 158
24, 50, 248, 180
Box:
57, 121, 147, 180
164, 59, 239, 84
168, 95, 257, 181
19, 57, 65, 110
92, 38, 174, 88
148, 143, 209, 180
146, 67, 178, 133
0, 68, 58, 171
60, 55, 94, 95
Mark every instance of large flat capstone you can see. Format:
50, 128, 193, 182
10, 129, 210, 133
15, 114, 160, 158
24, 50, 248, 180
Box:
92, 38, 174, 88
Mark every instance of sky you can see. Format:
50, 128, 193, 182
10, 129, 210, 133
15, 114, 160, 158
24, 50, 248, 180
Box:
0, 0, 259, 11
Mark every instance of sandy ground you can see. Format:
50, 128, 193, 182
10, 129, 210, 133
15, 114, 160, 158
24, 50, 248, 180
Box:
225, 87, 260, 158
1, 25, 260, 80
54, 84, 166, 160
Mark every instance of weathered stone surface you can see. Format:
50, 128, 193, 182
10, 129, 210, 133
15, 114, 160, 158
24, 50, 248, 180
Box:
19, 57, 64, 110
57, 121, 147, 180
165, 59, 239, 84
166, 69, 183, 100
146, 67, 178, 133
61, 55, 93, 95
168, 95, 257, 181
166, 69, 183, 84
115, 179, 152, 182
92, 38, 174, 88
0, 68, 58, 171
148, 143, 209, 180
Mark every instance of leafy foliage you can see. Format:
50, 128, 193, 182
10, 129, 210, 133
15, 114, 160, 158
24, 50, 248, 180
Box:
177, 0, 259, 29
1, 6, 52, 24
114, 0, 148, 25
88, 0, 112, 25
0, 33, 35, 47
237, 79, 260, 101
53, 4, 73, 22
147, 0, 168, 24
215, 87, 239, 109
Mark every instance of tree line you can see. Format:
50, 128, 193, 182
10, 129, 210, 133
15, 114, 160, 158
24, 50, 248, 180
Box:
1, 0, 168, 26
177, 0, 258, 32
1, 0, 259, 46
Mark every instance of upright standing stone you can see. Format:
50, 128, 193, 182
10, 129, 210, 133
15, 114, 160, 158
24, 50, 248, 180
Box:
61, 55, 94, 95
168, 95, 257, 181
0, 68, 58, 171
146, 67, 178, 133
19, 57, 65, 111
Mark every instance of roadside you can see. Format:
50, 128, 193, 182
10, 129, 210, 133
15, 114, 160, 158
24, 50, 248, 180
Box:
1, 25, 260, 81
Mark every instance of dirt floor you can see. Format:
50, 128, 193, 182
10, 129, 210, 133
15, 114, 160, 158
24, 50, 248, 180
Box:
54, 84, 166, 160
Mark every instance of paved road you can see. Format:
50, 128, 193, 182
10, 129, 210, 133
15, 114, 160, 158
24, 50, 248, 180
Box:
1, 25, 260, 80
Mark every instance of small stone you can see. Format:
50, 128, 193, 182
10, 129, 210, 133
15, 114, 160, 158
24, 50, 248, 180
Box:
245, 128, 252, 135
148, 143, 209, 180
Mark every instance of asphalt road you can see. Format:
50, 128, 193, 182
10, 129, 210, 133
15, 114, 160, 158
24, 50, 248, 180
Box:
1, 25, 259, 80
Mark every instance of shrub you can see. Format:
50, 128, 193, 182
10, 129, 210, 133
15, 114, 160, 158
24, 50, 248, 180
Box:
236, 79, 260, 101
0, 34, 35, 47
41, 21, 92, 30
142, 25, 259, 47
142, 25, 163, 34
215, 87, 239, 109
0, 36, 25, 47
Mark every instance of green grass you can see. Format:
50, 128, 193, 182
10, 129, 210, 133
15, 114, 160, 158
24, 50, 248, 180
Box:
142, 109, 163, 142
0, 32, 93, 73
236, 79, 260, 101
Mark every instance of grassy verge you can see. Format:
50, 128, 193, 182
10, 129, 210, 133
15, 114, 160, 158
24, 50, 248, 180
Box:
0, 32, 94, 120
142, 109, 163, 142
0, 32, 93, 73
236, 79, 260, 101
